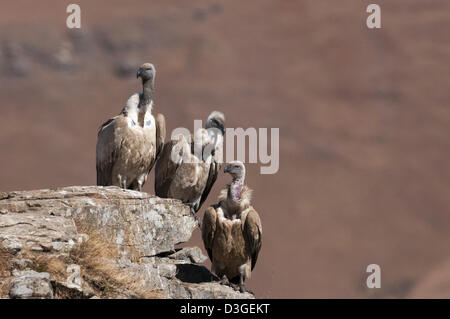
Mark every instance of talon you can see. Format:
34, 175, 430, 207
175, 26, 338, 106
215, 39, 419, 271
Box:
220, 275, 230, 286
231, 283, 241, 292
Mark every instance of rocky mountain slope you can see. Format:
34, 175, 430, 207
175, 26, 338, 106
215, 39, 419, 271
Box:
0, 186, 253, 299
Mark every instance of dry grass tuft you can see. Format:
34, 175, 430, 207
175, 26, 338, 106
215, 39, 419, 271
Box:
31, 255, 69, 282
1, 232, 165, 299
68, 231, 165, 299
0, 247, 13, 273
0, 246, 14, 298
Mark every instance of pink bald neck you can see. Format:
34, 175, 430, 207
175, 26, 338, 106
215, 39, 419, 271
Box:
229, 172, 245, 203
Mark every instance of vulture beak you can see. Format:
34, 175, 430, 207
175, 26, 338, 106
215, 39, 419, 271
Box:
136, 69, 142, 78
213, 119, 226, 135
218, 123, 226, 135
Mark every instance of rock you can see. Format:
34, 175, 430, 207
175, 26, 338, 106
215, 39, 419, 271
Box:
175, 263, 215, 284
1, 238, 23, 254
113, 259, 252, 299
11, 258, 33, 269
0, 200, 80, 255
0, 186, 196, 259
158, 263, 178, 279
168, 281, 254, 299
9, 270, 54, 299
167, 247, 207, 264
0, 186, 253, 299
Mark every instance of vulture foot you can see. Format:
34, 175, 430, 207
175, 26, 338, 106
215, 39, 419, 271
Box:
238, 274, 252, 294
219, 275, 240, 291
239, 284, 253, 294
120, 177, 127, 190
220, 275, 230, 286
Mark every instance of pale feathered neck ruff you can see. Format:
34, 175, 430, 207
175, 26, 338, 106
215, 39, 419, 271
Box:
218, 184, 252, 218
121, 93, 153, 125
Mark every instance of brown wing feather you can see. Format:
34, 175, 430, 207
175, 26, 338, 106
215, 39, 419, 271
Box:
144, 113, 166, 177
96, 116, 122, 186
243, 208, 262, 270
155, 140, 179, 198
154, 113, 166, 159
201, 206, 218, 263
199, 160, 220, 209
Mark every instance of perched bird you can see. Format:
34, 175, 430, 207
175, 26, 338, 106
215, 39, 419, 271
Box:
155, 111, 225, 219
96, 63, 166, 191
202, 161, 262, 293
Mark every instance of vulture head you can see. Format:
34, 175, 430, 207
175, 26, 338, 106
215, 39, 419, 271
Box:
136, 63, 156, 83
206, 111, 226, 135
224, 161, 246, 180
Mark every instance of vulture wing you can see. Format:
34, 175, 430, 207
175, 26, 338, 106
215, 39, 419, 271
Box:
199, 160, 220, 209
201, 206, 218, 263
155, 139, 181, 198
96, 116, 124, 186
243, 208, 262, 271
154, 113, 166, 160
146, 112, 166, 178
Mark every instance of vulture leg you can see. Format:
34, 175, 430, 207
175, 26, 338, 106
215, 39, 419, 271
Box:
239, 274, 246, 293
210, 273, 219, 282
221, 275, 240, 291
237, 265, 253, 293
120, 176, 127, 189
220, 275, 230, 286
237, 274, 253, 294
136, 174, 146, 193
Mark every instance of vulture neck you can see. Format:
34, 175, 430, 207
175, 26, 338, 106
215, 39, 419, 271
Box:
229, 175, 245, 204
138, 78, 154, 127
219, 181, 252, 219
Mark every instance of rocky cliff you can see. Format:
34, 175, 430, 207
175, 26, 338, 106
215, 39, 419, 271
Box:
0, 186, 253, 299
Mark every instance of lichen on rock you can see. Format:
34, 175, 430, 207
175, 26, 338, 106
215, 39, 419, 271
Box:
0, 186, 253, 299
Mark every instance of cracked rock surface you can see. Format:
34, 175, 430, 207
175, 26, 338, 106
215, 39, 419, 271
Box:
0, 186, 253, 299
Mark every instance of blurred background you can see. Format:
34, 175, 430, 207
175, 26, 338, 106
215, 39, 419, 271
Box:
1, 0, 449, 298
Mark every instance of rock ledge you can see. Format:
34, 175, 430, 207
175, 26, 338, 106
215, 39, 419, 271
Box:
0, 186, 253, 299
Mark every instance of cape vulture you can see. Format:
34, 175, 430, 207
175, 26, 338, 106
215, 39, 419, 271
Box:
96, 63, 166, 191
155, 111, 225, 222
201, 161, 262, 293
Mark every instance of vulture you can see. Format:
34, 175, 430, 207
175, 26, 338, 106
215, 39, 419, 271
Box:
201, 161, 262, 293
96, 63, 166, 191
155, 111, 225, 220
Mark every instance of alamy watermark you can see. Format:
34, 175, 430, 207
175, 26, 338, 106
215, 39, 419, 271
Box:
67, 4, 382, 30
66, 4, 81, 29
171, 120, 279, 175
366, 264, 381, 288
366, 4, 381, 29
